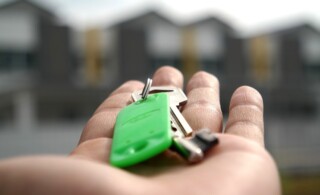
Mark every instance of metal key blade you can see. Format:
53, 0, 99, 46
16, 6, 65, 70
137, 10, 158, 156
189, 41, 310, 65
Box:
170, 104, 193, 137
132, 86, 192, 137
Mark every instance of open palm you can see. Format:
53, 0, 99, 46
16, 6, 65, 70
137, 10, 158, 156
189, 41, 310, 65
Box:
0, 66, 280, 195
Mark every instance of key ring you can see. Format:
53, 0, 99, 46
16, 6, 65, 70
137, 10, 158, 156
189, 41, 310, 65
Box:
141, 78, 152, 99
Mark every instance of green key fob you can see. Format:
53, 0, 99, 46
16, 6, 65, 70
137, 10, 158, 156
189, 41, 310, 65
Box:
110, 93, 172, 167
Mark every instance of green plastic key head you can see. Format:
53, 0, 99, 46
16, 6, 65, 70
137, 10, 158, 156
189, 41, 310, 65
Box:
110, 93, 172, 167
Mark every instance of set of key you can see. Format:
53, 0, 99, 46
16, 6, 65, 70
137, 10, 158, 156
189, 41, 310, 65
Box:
110, 78, 219, 168
132, 85, 193, 138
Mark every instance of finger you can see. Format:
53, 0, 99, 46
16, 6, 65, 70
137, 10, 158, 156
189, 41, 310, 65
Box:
79, 80, 144, 143
95, 80, 144, 114
152, 66, 184, 88
182, 71, 223, 133
225, 86, 264, 146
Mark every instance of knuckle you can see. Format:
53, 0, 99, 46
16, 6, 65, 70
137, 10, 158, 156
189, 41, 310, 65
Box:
227, 104, 264, 132
225, 121, 264, 146
83, 113, 103, 135
185, 100, 222, 118
80, 111, 117, 142
227, 120, 262, 132
183, 104, 223, 131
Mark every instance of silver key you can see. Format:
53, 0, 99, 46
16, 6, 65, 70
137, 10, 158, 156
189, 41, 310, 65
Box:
132, 80, 219, 163
132, 86, 193, 138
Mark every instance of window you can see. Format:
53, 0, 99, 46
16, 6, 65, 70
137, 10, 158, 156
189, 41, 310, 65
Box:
0, 50, 36, 71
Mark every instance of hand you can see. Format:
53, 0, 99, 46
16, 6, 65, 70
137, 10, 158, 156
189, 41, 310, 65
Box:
0, 66, 281, 195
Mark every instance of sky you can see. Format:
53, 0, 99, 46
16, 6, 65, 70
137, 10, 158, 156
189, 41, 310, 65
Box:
1, 0, 320, 34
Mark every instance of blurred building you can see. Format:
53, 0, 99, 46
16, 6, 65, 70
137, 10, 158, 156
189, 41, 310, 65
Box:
0, 0, 108, 156
1, 2, 320, 188
182, 16, 236, 77
244, 23, 320, 175
246, 23, 320, 115
182, 16, 245, 110
97, 10, 182, 83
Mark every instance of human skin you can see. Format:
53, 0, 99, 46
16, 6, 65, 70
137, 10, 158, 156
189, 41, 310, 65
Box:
0, 66, 281, 195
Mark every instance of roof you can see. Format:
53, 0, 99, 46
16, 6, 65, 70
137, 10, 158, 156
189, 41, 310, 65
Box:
272, 23, 320, 36
0, 0, 55, 18
246, 21, 320, 38
108, 9, 177, 29
184, 15, 236, 34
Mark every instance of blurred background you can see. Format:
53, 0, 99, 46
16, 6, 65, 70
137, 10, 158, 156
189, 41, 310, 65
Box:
0, 0, 320, 194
